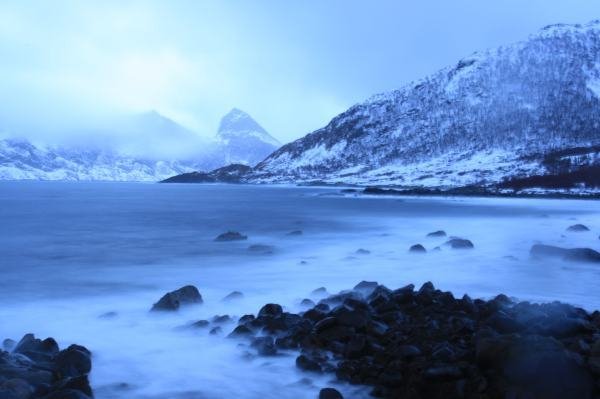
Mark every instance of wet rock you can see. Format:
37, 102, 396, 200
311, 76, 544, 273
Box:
567, 224, 590, 232
476, 334, 593, 399
13, 334, 59, 362
287, 230, 303, 236
296, 354, 322, 372
311, 287, 328, 296
353, 281, 379, 295
55, 345, 92, 378
214, 231, 248, 241
212, 315, 232, 324
251, 336, 277, 356
427, 230, 447, 237
319, 387, 344, 399
248, 244, 274, 254
409, 244, 426, 253
530, 244, 600, 263
355, 249, 370, 255
188, 320, 210, 329
445, 238, 474, 249
222, 291, 244, 302
0, 334, 93, 399
301, 298, 316, 307
0, 379, 33, 399
258, 303, 283, 318
234, 281, 600, 399
228, 325, 254, 338
150, 285, 203, 311
209, 327, 223, 336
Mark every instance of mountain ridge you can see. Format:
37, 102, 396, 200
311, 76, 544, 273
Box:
243, 19, 600, 192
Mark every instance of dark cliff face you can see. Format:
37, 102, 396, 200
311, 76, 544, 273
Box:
253, 21, 600, 188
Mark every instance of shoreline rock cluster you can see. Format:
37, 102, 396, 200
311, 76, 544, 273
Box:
0, 334, 92, 399
227, 281, 600, 399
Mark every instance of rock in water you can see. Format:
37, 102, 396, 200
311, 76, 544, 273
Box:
319, 387, 344, 399
222, 291, 244, 302
286, 230, 303, 236
248, 244, 274, 254
409, 244, 427, 253
445, 238, 474, 249
530, 244, 600, 263
215, 231, 248, 241
426, 230, 447, 237
567, 224, 590, 232
151, 285, 203, 311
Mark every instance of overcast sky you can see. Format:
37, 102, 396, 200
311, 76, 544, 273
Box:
1, 0, 599, 144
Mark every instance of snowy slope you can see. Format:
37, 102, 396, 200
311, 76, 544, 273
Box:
252, 20, 600, 189
214, 108, 280, 166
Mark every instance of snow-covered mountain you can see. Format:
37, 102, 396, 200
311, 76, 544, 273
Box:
249, 20, 600, 192
214, 108, 280, 166
0, 109, 280, 181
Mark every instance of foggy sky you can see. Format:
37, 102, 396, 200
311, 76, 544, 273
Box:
1, 0, 599, 145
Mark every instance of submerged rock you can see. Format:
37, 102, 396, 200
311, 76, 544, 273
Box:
426, 230, 447, 237
355, 248, 370, 255
567, 224, 590, 232
409, 244, 426, 253
530, 244, 600, 263
222, 291, 244, 302
150, 285, 203, 311
248, 244, 274, 254
286, 230, 303, 236
445, 238, 474, 249
214, 231, 248, 241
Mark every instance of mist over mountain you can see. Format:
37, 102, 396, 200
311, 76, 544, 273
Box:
0, 109, 280, 181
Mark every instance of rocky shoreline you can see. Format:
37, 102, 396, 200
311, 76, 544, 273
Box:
0, 334, 92, 399
5, 278, 600, 399
224, 281, 600, 399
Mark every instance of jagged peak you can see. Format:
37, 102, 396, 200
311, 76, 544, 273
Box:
217, 108, 280, 147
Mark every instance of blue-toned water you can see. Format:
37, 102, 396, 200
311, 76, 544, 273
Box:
1, 182, 599, 398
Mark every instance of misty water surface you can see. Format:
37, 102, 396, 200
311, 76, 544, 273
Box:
0, 182, 599, 398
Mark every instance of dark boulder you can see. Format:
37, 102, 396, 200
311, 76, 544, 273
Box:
319, 387, 344, 399
251, 336, 277, 356
258, 304, 283, 318
54, 345, 92, 378
409, 244, 426, 253
567, 224, 590, 232
445, 238, 474, 249
476, 334, 593, 399
296, 354, 322, 372
150, 285, 203, 311
530, 244, 600, 263
214, 231, 248, 241
353, 281, 379, 295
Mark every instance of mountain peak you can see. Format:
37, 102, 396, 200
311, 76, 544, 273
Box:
217, 108, 280, 147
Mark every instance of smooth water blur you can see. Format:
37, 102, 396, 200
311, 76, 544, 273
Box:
1, 182, 600, 398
